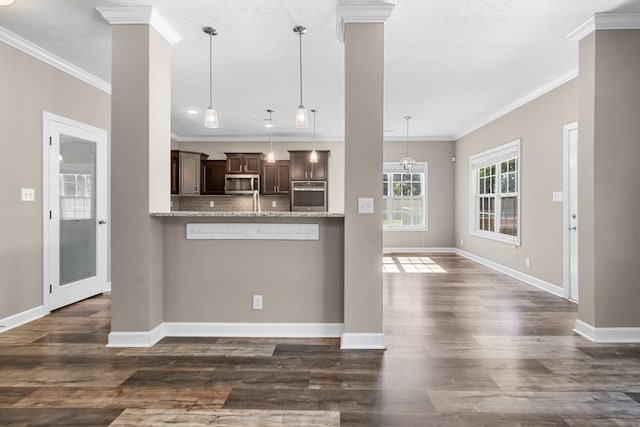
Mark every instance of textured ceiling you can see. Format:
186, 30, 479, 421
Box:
1, 0, 639, 141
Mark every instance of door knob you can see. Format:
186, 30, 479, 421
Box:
98, 219, 107, 225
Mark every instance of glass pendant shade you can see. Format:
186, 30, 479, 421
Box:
0, 0, 16, 5
295, 105, 309, 128
309, 150, 318, 163
267, 151, 276, 163
400, 156, 415, 171
204, 107, 219, 128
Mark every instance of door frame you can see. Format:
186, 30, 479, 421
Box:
562, 121, 578, 301
42, 112, 109, 313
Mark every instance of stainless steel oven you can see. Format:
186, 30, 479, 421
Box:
291, 181, 327, 212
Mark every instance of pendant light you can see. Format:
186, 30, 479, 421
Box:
203, 26, 219, 128
400, 116, 416, 171
266, 109, 276, 163
293, 26, 309, 128
310, 109, 318, 163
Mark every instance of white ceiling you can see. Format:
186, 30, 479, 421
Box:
1, 0, 639, 141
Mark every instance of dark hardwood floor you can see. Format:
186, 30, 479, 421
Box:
2, 254, 640, 426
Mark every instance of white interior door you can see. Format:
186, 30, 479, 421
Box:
564, 122, 579, 302
45, 113, 108, 310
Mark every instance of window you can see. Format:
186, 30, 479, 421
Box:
60, 173, 93, 220
382, 162, 427, 230
469, 140, 520, 244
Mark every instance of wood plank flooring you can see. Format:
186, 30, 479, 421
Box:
2, 254, 640, 425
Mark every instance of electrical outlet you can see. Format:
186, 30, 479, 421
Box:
21, 188, 35, 201
252, 295, 263, 310
272, 200, 277, 208
525, 258, 530, 268
210, 201, 215, 207
460, 239, 464, 246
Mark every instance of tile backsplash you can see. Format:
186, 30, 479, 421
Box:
172, 194, 290, 212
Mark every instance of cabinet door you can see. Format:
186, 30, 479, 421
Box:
202, 160, 226, 195
262, 162, 278, 194
226, 155, 244, 173
289, 152, 308, 180
179, 152, 201, 194
277, 161, 290, 193
309, 151, 328, 180
244, 155, 261, 174
171, 150, 180, 194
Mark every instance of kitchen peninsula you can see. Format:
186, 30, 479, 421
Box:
148, 210, 345, 337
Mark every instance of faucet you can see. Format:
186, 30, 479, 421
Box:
252, 190, 261, 213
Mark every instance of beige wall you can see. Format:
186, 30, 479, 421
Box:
0, 41, 110, 321
383, 140, 455, 249
163, 217, 344, 323
454, 79, 578, 288
579, 30, 640, 328
110, 25, 169, 332
178, 140, 345, 214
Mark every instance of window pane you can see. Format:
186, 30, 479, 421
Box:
412, 182, 421, 196
509, 173, 516, 192
501, 174, 507, 193
500, 196, 518, 236
501, 161, 507, 173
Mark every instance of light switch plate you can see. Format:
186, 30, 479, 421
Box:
357, 198, 374, 214
21, 188, 35, 201
552, 191, 563, 202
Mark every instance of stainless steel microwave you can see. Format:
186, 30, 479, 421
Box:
224, 174, 260, 194
291, 181, 327, 212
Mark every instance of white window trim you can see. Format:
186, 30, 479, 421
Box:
383, 162, 428, 232
468, 139, 521, 245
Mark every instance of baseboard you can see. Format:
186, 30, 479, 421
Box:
455, 249, 564, 297
574, 319, 640, 343
0, 305, 47, 334
164, 322, 344, 338
383, 247, 456, 254
107, 323, 165, 348
341, 332, 386, 350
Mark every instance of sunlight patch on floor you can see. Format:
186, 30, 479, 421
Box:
383, 256, 447, 273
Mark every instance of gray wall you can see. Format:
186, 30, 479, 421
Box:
0, 41, 110, 320
578, 30, 640, 328
383, 140, 455, 249
454, 79, 578, 288
163, 217, 344, 323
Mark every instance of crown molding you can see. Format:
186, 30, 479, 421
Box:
97, 6, 182, 45
455, 68, 578, 140
0, 25, 111, 94
336, 0, 396, 42
172, 134, 346, 143
567, 13, 640, 41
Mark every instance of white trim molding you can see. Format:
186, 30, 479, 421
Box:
107, 323, 165, 348
164, 322, 344, 338
97, 6, 183, 45
341, 332, 386, 350
336, 0, 396, 42
383, 247, 456, 254
0, 26, 110, 94
574, 320, 640, 343
107, 322, 344, 347
455, 249, 564, 297
0, 305, 47, 334
567, 13, 640, 41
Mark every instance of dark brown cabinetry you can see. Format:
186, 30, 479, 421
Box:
289, 150, 329, 180
262, 160, 290, 194
201, 160, 227, 195
171, 150, 209, 195
226, 153, 263, 174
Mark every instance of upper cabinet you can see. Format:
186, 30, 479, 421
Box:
171, 150, 209, 195
226, 153, 264, 174
289, 150, 329, 180
201, 160, 227, 195
262, 160, 290, 194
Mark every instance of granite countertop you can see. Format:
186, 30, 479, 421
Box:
150, 211, 345, 218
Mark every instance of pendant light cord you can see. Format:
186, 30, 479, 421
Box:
298, 31, 303, 106
209, 33, 213, 107
405, 116, 411, 157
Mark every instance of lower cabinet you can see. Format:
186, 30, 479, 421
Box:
262, 160, 290, 194
201, 160, 227, 195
